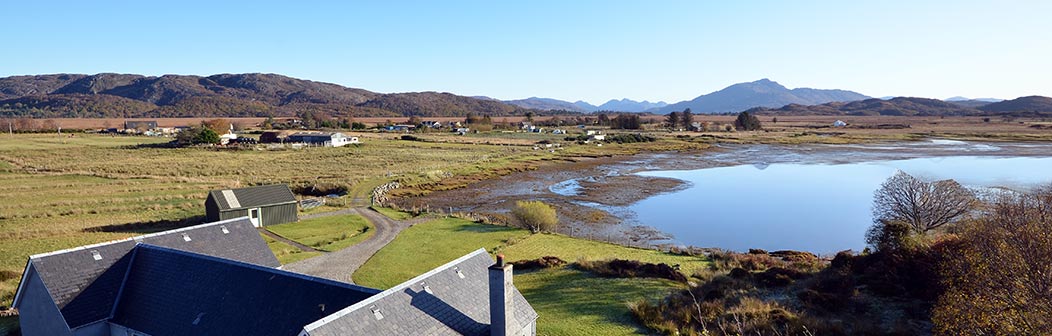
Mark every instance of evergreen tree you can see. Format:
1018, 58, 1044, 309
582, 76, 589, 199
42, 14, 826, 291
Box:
666, 112, 680, 129
734, 112, 762, 131
680, 108, 694, 129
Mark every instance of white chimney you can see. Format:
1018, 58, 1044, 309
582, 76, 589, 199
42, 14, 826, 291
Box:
489, 254, 516, 336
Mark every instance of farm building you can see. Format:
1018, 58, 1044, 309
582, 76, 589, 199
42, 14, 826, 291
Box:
205, 184, 298, 227
286, 132, 358, 147
259, 130, 292, 143
13, 217, 539, 336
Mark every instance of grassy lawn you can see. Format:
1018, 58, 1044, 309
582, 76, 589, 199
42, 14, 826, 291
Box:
353, 218, 528, 288
262, 233, 321, 264
503, 233, 710, 276
371, 206, 414, 220
353, 217, 707, 334
266, 214, 373, 252
516, 268, 682, 336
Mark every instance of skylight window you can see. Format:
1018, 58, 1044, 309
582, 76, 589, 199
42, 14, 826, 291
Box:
453, 266, 465, 279
91, 250, 102, 261
371, 306, 384, 320
220, 225, 229, 234
182, 233, 192, 242
421, 282, 433, 294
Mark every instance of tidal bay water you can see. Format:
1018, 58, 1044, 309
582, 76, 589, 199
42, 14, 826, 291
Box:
629, 143, 1052, 253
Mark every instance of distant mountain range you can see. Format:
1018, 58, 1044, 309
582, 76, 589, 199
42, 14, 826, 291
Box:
654, 79, 870, 114
502, 97, 667, 112
747, 95, 1052, 116
0, 73, 533, 118
1, 73, 1049, 118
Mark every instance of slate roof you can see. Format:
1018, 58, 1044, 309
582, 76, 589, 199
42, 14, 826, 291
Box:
208, 184, 297, 211
16, 217, 278, 329
110, 245, 379, 336
302, 249, 538, 336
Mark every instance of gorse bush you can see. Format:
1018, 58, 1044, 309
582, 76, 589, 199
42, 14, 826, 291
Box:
511, 200, 558, 233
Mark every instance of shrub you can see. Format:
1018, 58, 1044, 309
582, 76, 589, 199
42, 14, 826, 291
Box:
0, 270, 20, 281
575, 259, 688, 282
510, 200, 558, 233
510, 256, 566, 270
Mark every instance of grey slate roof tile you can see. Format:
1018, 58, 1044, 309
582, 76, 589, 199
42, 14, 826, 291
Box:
303, 249, 538, 336
110, 244, 377, 336
26, 217, 277, 329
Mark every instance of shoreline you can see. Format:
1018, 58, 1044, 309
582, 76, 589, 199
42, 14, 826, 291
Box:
393, 139, 1052, 251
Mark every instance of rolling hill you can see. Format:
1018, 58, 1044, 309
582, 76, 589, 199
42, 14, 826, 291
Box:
502, 97, 666, 112
979, 96, 1052, 114
596, 99, 668, 112
0, 73, 537, 118
656, 79, 870, 114
748, 95, 1052, 116
503, 97, 595, 112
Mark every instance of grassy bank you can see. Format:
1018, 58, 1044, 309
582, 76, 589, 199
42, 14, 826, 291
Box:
352, 217, 707, 334
262, 234, 322, 264
266, 214, 373, 252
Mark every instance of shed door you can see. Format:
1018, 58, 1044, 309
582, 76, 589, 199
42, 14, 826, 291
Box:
248, 208, 261, 227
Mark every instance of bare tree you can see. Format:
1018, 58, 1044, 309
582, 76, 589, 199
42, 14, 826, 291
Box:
873, 171, 977, 233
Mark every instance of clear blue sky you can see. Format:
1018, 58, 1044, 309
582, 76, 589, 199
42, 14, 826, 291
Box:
2, 1, 1050, 104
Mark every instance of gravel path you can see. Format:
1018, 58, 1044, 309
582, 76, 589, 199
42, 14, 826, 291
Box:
282, 207, 430, 284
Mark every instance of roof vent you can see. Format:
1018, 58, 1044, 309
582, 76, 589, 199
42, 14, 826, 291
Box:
319, 304, 326, 312
220, 225, 229, 234
421, 282, 433, 294
371, 306, 384, 320
91, 250, 102, 261
182, 233, 192, 242
453, 266, 465, 279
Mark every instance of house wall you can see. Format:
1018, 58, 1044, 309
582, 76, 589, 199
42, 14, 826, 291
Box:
16, 266, 74, 336
219, 202, 297, 226
204, 195, 221, 222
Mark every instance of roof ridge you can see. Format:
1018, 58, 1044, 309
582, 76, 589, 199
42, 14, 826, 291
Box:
134, 244, 380, 295
302, 248, 489, 332
28, 217, 250, 260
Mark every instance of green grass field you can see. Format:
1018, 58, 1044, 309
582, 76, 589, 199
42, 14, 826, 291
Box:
515, 268, 681, 335
266, 214, 373, 252
371, 206, 415, 220
0, 133, 547, 307
352, 217, 706, 334
262, 234, 322, 264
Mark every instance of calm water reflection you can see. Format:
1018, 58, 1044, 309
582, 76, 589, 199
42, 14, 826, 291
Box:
633, 156, 1052, 253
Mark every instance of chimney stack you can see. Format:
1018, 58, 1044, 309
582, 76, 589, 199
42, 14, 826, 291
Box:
489, 254, 515, 336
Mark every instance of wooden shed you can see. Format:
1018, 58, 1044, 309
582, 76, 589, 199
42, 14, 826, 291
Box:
205, 184, 298, 227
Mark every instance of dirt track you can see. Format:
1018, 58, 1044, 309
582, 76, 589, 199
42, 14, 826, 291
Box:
282, 208, 431, 283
